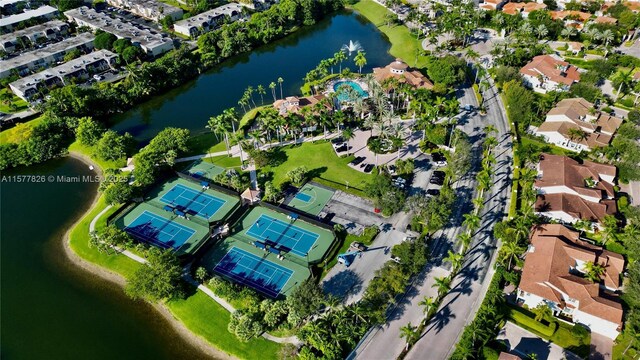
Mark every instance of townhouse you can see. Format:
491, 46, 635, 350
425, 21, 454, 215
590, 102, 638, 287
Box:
533, 153, 617, 229
173, 3, 243, 38
106, 0, 183, 22
534, 97, 623, 152
520, 55, 581, 93
0, 20, 69, 54
517, 224, 624, 339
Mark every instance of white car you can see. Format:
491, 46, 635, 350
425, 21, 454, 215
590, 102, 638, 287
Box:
93, 74, 103, 80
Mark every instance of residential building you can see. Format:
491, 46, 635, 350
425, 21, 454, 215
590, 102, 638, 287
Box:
517, 224, 624, 339
373, 59, 434, 90
534, 97, 623, 152
0, 32, 95, 78
594, 15, 618, 25
9, 49, 117, 100
64, 7, 174, 57
273, 94, 328, 116
550, 10, 592, 30
534, 153, 617, 228
502, 1, 547, 17
0, 0, 27, 16
520, 54, 581, 93
566, 42, 583, 55
173, 3, 243, 38
478, 0, 508, 11
106, 0, 183, 22
0, 5, 58, 31
498, 353, 521, 360
0, 20, 69, 53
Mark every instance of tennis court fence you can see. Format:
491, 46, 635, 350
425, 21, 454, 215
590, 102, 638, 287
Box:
106, 201, 138, 227
176, 171, 240, 197
260, 201, 334, 232
231, 230, 310, 268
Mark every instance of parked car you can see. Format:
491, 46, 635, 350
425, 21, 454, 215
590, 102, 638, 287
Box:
430, 171, 446, 185
335, 144, 348, 153
426, 188, 440, 197
350, 241, 366, 252
331, 137, 344, 145
93, 74, 103, 80
402, 236, 416, 242
350, 156, 365, 166
364, 164, 374, 173
431, 152, 447, 166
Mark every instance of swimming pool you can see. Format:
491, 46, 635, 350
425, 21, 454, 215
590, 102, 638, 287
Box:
333, 80, 368, 102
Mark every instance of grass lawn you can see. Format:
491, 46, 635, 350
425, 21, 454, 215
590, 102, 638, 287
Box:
185, 132, 227, 156
68, 140, 128, 170
520, 136, 573, 157
349, 0, 428, 69
263, 141, 374, 196
0, 115, 44, 144
507, 306, 590, 358
166, 292, 282, 360
614, 332, 639, 360
0, 88, 29, 113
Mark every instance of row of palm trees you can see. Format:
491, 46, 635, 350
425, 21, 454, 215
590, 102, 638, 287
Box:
399, 126, 500, 351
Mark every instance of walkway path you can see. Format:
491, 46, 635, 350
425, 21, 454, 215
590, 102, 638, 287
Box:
88, 203, 300, 344
589, 333, 613, 360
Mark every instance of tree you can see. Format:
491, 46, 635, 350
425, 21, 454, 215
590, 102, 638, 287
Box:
601, 214, 619, 244
567, 127, 589, 144
207, 114, 233, 156
278, 77, 284, 100
126, 248, 184, 301
269, 81, 277, 102
195, 267, 208, 283
94, 31, 117, 50
257, 84, 266, 105
75, 116, 105, 146
419, 296, 437, 318
103, 181, 135, 205
532, 304, 552, 322
342, 128, 355, 156
444, 249, 464, 272
96, 130, 130, 161
432, 276, 452, 298
89, 225, 131, 254
286, 277, 324, 322
584, 261, 605, 283
462, 213, 481, 231
399, 323, 419, 350
354, 51, 367, 74
286, 166, 307, 186
498, 240, 525, 271
334, 50, 347, 73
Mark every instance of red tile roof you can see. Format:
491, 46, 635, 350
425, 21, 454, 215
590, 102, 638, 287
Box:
535, 153, 616, 199
373, 59, 434, 90
520, 224, 624, 325
520, 55, 581, 87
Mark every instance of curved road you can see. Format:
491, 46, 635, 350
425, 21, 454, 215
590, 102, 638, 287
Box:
351, 74, 513, 360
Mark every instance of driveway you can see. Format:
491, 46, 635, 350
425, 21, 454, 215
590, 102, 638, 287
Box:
589, 333, 613, 360
620, 181, 640, 206
497, 322, 583, 360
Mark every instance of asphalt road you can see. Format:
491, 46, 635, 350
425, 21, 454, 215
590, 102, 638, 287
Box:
322, 153, 437, 304
351, 75, 513, 360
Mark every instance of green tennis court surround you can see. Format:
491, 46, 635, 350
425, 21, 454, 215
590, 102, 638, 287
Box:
181, 160, 226, 182
285, 183, 335, 216
114, 202, 210, 256
146, 178, 240, 223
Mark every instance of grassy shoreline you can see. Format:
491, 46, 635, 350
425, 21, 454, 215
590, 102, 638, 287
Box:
348, 0, 427, 68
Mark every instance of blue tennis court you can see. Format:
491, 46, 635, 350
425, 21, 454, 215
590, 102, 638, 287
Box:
125, 210, 195, 249
214, 247, 293, 298
160, 184, 226, 220
295, 192, 312, 202
245, 214, 319, 257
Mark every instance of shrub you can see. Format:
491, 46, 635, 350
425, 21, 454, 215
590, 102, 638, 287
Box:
509, 307, 557, 337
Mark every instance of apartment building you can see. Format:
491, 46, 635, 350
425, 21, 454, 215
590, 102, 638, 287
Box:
106, 0, 183, 22
173, 3, 243, 38
0, 20, 69, 53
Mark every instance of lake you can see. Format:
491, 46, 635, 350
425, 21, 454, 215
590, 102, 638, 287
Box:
1, 10, 392, 359
112, 11, 394, 142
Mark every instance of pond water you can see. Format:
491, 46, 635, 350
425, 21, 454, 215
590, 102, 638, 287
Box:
112, 10, 394, 143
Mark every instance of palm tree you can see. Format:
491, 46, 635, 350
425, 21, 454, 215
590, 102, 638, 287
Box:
561, 27, 577, 40
535, 24, 548, 39
612, 69, 634, 101
257, 84, 266, 105
206, 114, 232, 156
269, 82, 277, 102
463, 213, 481, 231
599, 29, 614, 47
567, 127, 589, 144
457, 232, 472, 250
399, 323, 419, 350
246, 86, 257, 108
472, 196, 485, 212
277, 77, 284, 100
342, 128, 355, 156
432, 276, 452, 298
499, 240, 524, 270
444, 250, 464, 272
334, 50, 347, 73
418, 296, 437, 318
354, 51, 367, 74
584, 261, 605, 283
600, 215, 619, 244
